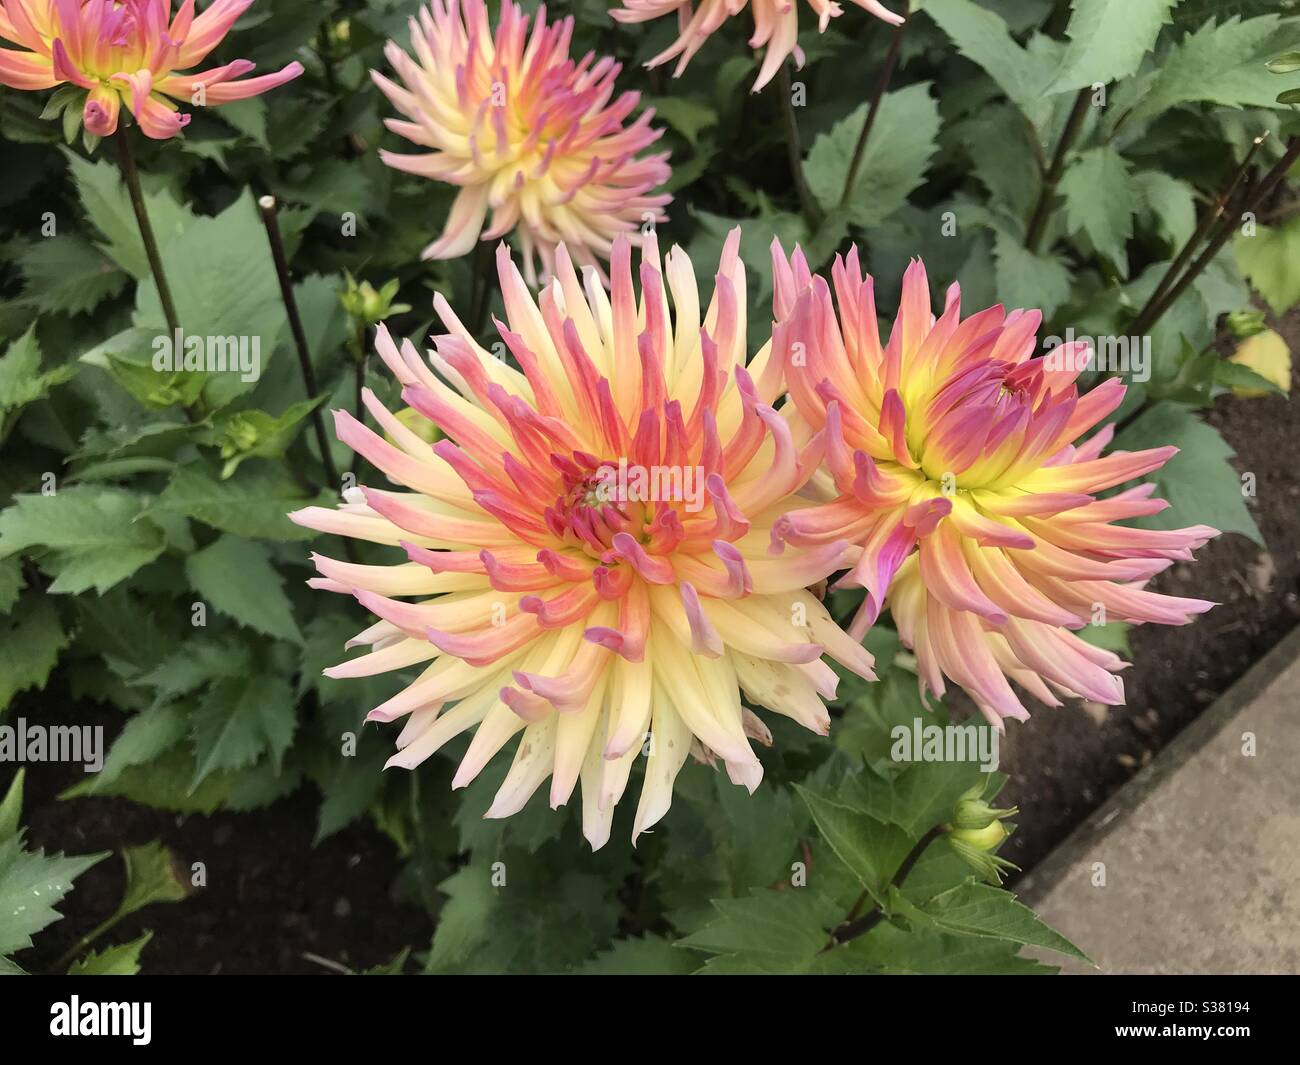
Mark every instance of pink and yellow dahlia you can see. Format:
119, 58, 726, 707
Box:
611, 0, 905, 92
770, 245, 1217, 727
0, 0, 303, 139
291, 231, 874, 848
373, 0, 672, 285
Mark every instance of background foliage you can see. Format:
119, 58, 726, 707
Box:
1, 0, 1297, 973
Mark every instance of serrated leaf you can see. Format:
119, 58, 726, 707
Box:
805, 82, 940, 227
576, 934, 702, 975
888, 881, 1090, 962
68, 931, 153, 975
0, 326, 77, 417
794, 784, 913, 906
678, 889, 843, 973
0, 834, 107, 958
0, 769, 24, 843
0, 595, 70, 712
184, 534, 301, 642
151, 462, 329, 541
991, 229, 1072, 316
1049, 0, 1179, 92
115, 842, 190, 918
1060, 146, 1137, 270
0, 487, 165, 595
189, 674, 297, 788
1134, 170, 1197, 252
17, 233, 127, 315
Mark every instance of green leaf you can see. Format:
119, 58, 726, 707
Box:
0, 326, 77, 418
888, 881, 1090, 962
206, 396, 327, 478
922, 0, 1059, 126
1079, 621, 1132, 655
805, 83, 941, 227
62, 743, 237, 814
793, 784, 913, 906
190, 674, 297, 788
0, 595, 70, 712
0, 487, 165, 595
68, 932, 153, 975
678, 889, 844, 974
1234, 217, 1300, 315
1115, 401, 1262, 544
1049, 0, 1179, 92
991, 229, 1073, 316
64, 149, 196, 280
1134, 170, 1197, 252
836, 920, 1059, 974
0, 834, 107, 959
17, 233, 127, 315
151, 462, 330, 541
114, 842, 190, 918
184, 534, 302, 642
1127, 15, 1300, 124
576, 935, 703, 975
0, 556, 22, 614
1060, 146, 1137, 271
0, 769, 24, 843
76, 703, 190, 792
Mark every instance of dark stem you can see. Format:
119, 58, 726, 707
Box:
1129, 135, 1300, 339
258, 195, 343, 496
117, 127, 180, 337
819, 826, 944, 953
1024, 87, 1092, 253
777, 61, 818, 224
468, 239, 491, 341
840, 6, 908, 208
1141, 133, 1268, 315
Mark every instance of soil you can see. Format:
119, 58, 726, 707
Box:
7, 313, 1298, 975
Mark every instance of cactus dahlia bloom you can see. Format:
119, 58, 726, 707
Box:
770, 245, 1218, 727
611, 0, 904, 92
373, 0, 672, 285
290, 231, 874, 849
0, 0, 303, 139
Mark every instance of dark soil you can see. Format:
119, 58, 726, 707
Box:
7, 312, 1298, 975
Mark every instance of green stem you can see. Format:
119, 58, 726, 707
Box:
819, 826, 943, 953
840, 6, 909, 209
1024, 87, 1091, 253
777, 61, 819, 224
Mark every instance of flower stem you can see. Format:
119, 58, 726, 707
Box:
257, 195, 343, 494
1023, 87, 1091, 253
1131, 133, 1270, 330
777, 61, 819, 224
117, 128, 180, 338
468, 239, 491, 340
1129, 135, 1300, 339
840, 5, 909, 209
819, 825, 944, 953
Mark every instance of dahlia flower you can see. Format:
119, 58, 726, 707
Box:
770, 245, 1217, 727
0, 0, 303, 139
291, 231, 874, 848
373, 0, 671, 285
611, 0, 905, 92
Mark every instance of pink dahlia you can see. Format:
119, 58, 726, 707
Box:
291, 231, 874, 848
373, 0, 672, 284
610, 0, 905, 92
770, 244, 1218, 727
0, 0, 303, 138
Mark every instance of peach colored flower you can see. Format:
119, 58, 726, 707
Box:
611, 0, 904, 92
0, 0, 302, 139
373, 0, 671, 284
291, 231, 874, 849
770, 243, 1217, 727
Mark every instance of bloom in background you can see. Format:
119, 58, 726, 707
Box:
611, 0, 904, 92
770, 245, 1217, 727
0, 0, 303, 138
373, 0, 671, 285
291, 231, 874, 848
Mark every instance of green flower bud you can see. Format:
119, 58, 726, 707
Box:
1226, 310, 1267, 340
950, 784, 1018, 830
